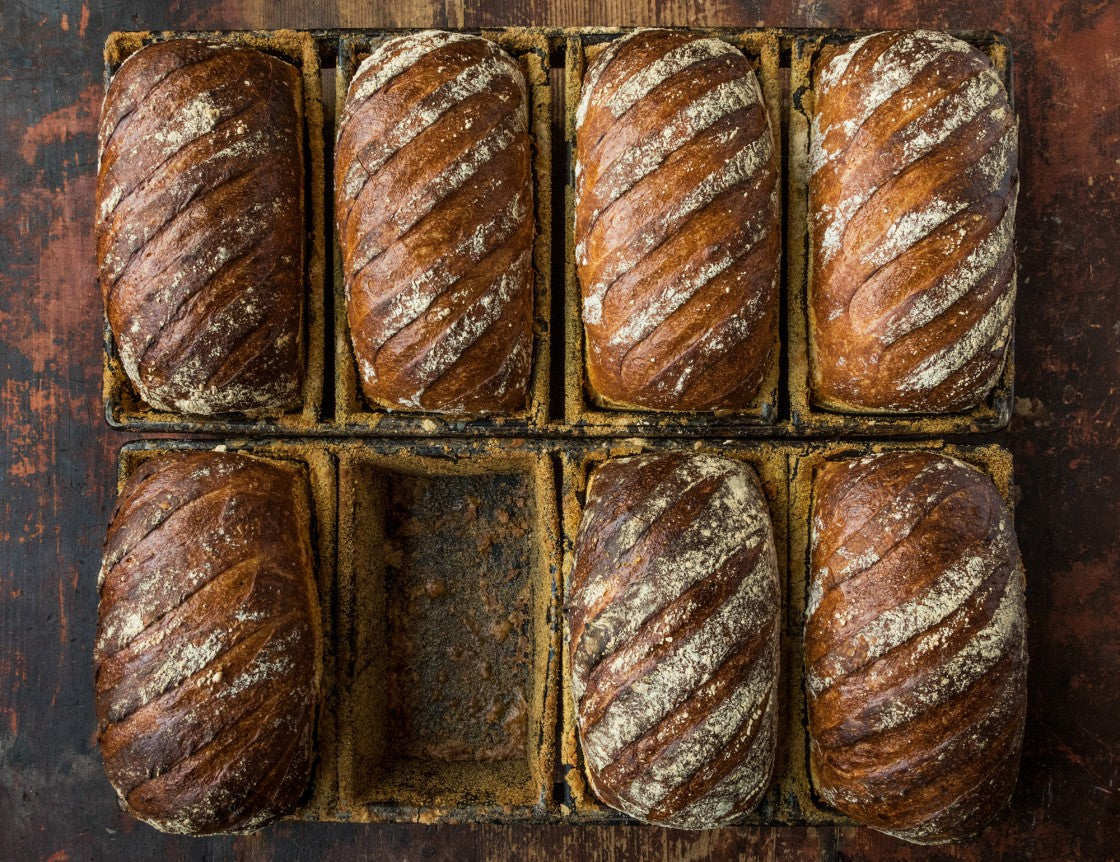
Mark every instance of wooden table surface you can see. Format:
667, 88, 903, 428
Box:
2, 0, 1117, 859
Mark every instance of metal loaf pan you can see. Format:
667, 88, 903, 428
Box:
330, 438, 561, 822
112, 439, 339, 821
108, 435, 1017, 825
556, 439, 796, 822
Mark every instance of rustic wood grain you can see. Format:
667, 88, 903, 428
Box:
1, 0, 1118, 859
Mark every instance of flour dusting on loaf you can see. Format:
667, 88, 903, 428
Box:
575, 29, 780, 411
808, 30, 1018, 413
335, 31, 534, 414
95, 451, 321, 835
95, 40, 306, 416
806, 451, 1026, 844
569, 453, 780, 828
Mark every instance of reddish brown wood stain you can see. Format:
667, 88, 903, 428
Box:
1, 0, 1117, 859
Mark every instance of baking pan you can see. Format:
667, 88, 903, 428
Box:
331, 30, 556, 437
99, 24, 1021, 826
112, 439, 339, 821
101, 30, 327, 434
331, 439, 561, 821
100, 27, 1017, 439
561, 29, 784, 437
108, 435, 1017, 825
785, 440, 1016, 822
786, 30, 1016, 437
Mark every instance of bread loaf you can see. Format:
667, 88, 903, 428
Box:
95, 451, 321, 834
806, 451, 1026, 843
335, 31, 534, 413
96, 40, 306, 415
808, 31, 1017, 413
569, 453, 780, 827
575, 29, 780, 411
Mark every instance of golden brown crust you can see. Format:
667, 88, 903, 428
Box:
335, 31, 534, 414
806, 451, 1026, 843
808, 31, 1017, 413
95, 451, 320, 835
574, 29, 780, 411
96, 39, 306, 416
569, 453, 780, 828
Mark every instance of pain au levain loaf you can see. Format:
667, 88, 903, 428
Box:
569, 453, 780, 827
95, 451, 321, 835
96, 40, 306, 416
809, 30, 1018, 414
806, 451, 1026, 843
575, 29, 781, 412
335, 31, 535, 414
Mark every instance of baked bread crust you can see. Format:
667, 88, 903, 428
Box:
95, 451, 321, 835
96, 40, 306, 415
806, 451, 1026, 843
808, 31, 1018, 413
569, 453, 780, 827
574, 29, 780, 411
335, 31, 534, 413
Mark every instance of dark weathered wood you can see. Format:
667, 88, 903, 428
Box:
1, 0, 1118, 858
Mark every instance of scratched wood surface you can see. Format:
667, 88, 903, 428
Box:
2, 0, 1118, 859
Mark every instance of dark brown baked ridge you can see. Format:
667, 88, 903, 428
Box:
808, 31, 1017, 413
575, 29, 780, 411
806, 451, 1026, 844
569, 453, 780, 827
95, 451, 321, 835
96, 39, 305, 415
335, 31, 534, 413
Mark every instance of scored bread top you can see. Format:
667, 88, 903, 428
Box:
96, 39, 306, 416
95, 451, 321, 835
569, 452, 780, 828
335, 31, 534, 414
806, 451, 1026, 843
808, 31, 1018, 413
575, 29, 780, 411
